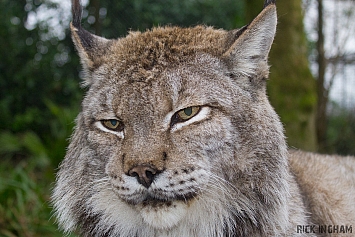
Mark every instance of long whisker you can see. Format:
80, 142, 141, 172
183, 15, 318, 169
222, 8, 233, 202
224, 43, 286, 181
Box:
91, 177, 110, 184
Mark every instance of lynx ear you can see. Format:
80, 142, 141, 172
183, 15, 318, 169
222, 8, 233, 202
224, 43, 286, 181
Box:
71, 0, 112, 86
223, 0, 277, 81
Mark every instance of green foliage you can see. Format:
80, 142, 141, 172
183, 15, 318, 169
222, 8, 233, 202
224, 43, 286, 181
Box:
326, 103, 355, 156
0, 0, 82, 137
0, 158, 57, 237
0, 131, 49, 168
0, 102, 78, 236
86, 0, 244, 37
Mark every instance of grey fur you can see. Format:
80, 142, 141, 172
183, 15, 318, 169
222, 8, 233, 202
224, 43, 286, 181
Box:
52, 1, 355, 236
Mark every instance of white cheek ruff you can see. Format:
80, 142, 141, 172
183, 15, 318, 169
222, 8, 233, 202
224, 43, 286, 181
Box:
171, 107, 210, 132
140, 201, 188, 229
95, 121, 124, 138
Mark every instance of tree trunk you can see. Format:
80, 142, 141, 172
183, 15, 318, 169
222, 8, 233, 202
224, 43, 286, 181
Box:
316, 0, 328, 152
245, 0, 318, 151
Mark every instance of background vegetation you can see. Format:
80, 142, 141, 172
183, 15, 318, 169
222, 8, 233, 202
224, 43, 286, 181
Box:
0, 0, 354, 236
247, 0, 318, 151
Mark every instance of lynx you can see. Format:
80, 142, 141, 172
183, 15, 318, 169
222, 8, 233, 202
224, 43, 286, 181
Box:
52, 0, 355, 236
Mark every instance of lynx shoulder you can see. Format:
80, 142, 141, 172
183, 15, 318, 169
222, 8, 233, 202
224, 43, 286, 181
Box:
52, 0, 355, 236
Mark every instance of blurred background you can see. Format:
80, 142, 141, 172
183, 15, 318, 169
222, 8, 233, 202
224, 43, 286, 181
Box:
0, 0, 354, 235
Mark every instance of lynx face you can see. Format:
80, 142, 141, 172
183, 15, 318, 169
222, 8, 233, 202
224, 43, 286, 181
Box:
52, 1, 292, 236
83, 52, 240, 229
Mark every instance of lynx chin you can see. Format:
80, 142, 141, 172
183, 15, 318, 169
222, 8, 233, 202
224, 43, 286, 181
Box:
52, 0, 355, 236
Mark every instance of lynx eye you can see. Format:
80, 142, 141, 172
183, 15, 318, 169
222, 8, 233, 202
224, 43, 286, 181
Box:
177, 106, 200, 120
171, 106, 201, 126
101, 119, 124, 131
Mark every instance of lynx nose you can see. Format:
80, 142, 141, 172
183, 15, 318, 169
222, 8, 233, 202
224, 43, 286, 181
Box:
128, 165, 158, 188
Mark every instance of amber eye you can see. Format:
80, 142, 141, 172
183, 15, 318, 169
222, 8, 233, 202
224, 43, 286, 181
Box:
102, 119, 124, 131
178, 106, 200, 120
171, 106, 201, 126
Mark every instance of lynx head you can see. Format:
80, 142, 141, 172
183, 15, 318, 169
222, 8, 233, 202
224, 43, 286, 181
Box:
52, 1, 290, 236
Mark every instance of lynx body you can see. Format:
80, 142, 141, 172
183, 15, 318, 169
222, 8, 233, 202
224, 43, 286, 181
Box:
52, 0, 355, 236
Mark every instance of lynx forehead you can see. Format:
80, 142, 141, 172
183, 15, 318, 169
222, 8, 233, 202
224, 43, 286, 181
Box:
52, 0, 355, 236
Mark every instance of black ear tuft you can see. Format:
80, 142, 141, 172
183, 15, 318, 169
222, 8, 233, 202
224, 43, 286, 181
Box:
70, 0, 110, 51
70, 0, 112, 86
264, 0, 276, 8
71, 0, 82, 29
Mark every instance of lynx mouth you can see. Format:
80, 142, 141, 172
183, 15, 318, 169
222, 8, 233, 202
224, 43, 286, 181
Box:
142, 198, 173, 208
140, 192, 197, 208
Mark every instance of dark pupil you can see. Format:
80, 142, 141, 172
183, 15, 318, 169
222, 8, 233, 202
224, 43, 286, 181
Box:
184, 107, 192, 116
110, 120, 117, 126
